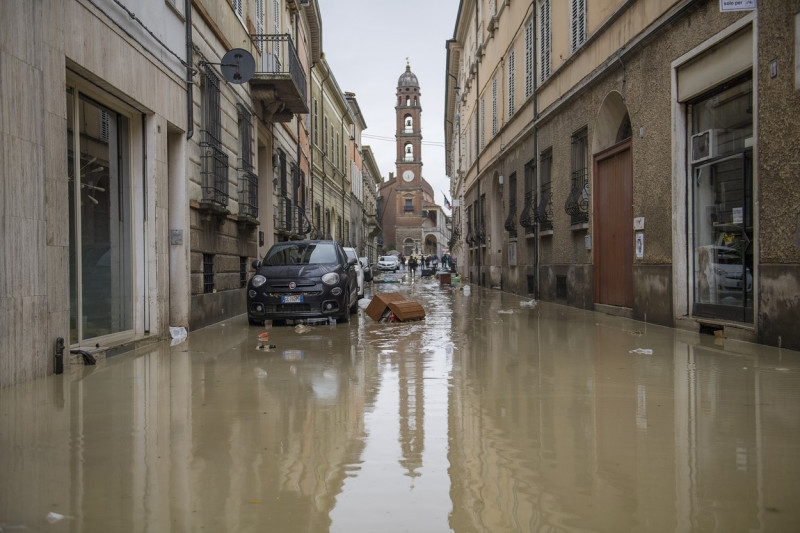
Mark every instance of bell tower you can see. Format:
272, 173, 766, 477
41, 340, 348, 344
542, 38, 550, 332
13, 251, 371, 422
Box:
396, 61, 423, 188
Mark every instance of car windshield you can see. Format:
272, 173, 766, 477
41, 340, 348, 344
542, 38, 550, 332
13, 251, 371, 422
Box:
344, 249, 357, 261
263, 243, 338, 266
380, 256, 395, 262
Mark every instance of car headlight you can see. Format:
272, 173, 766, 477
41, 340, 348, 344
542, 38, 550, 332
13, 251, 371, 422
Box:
322, 272, 340, 285
251, 275, 267, 288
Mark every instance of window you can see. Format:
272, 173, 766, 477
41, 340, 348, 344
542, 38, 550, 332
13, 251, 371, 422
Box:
323, 116, 328, 154
237, 104, 257, 219
404, 198, 414, 212
404, 142, 414, 161
521, 160, 536, 234
313, 99, 318, 145
525, 17, 534, 98
255, 0, 265, 48
565, 127, 589, 225
491, 77, 498, 135
536, 148, 553, 231
690, 78, 753, 322
240, 256, 248, 288
538, 0, 551, 82
66, 87, 133, 343
232, 0, 243, 20
480, 98, 486, 150
200, 64, 228, 208
570, 0, 586, 52
505, 172, 518, 238
203, 254, 215, 293
404, 114, 413, 133
508, 50, 516, 116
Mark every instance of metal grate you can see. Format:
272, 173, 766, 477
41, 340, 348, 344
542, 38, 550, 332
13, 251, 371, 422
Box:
238, 105, 257, 219
200, 65, 228, 208
504, 172, 517, 238
203, 254, 214, 294
535, 149, 553, 231
556, 275, 567, 299
240, 256, 247, 288
565, 128, 589, 225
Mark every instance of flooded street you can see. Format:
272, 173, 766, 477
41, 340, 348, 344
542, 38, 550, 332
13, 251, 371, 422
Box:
2, 274, 800, 532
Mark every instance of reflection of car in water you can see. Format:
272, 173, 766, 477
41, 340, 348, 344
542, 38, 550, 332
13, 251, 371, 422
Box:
696, 245, 752, 302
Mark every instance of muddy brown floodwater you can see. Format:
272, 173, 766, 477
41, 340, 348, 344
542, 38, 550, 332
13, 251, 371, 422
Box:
2, 274, 799, 532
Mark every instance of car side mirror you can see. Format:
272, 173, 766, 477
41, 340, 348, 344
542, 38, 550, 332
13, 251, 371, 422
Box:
347, 257, 357, 267
251, 259, 262, 269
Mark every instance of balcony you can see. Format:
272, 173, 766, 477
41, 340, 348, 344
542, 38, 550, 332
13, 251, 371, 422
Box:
250, 34, 308, 122
274, 197, 311, 238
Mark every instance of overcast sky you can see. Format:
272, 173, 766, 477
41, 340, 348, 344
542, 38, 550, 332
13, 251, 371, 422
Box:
318, 0, 461, 210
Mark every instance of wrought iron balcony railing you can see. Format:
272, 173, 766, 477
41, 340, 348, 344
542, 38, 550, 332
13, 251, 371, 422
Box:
520, 191, 536, 235
274, 196, 311, 237
565, 168, 589, 225
250, 34, 308, 122
534, 183, 553, 232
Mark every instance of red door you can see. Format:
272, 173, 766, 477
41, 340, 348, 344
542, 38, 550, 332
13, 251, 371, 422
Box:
594, 141, 633, 307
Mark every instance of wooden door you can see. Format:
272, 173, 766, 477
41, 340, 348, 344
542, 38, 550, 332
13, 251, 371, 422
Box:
594, 141, 633, 307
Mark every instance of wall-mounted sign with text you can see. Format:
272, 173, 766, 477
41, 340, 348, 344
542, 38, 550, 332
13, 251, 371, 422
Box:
720, 0, 756, 11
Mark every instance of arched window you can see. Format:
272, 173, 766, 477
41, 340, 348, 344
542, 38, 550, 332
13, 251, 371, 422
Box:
405, 96, 411, 106
404, 115, 413, 133
404, 143, 413, 161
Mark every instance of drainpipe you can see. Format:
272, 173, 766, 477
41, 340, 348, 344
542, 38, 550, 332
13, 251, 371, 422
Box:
294, 12, 304, 234
474, 0, 481, 286
532, 0, 539, 299
185, 0, 194, 140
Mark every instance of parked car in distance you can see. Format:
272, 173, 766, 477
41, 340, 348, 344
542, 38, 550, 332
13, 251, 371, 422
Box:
247, 240, 358, 325
359, 257, 373, 282
343, 247, 364, 298
377, 255, 400, 272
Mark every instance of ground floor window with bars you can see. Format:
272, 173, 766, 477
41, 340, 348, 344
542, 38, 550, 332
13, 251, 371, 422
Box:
566, 127, 589, 225
203, 254, 214, 293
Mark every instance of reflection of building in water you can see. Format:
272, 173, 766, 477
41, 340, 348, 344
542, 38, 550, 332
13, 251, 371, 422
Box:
398, 352, 425, 478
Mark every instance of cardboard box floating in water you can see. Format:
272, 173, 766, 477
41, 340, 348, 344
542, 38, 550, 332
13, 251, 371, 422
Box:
365, 292, 426, 322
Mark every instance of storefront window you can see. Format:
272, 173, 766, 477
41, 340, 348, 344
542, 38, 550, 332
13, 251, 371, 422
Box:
67, 87, 133, 343
690, 78, 753, 323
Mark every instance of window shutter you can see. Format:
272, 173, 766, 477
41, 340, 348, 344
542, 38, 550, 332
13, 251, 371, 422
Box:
508, 50, 516, 116
539, 0, 551, 82
525, 18, 534, 98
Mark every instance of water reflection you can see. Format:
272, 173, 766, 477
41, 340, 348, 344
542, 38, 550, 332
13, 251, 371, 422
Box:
1, 281, 799, 532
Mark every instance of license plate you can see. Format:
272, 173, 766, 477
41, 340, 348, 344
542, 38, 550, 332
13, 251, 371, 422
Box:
281, 294, 303, 303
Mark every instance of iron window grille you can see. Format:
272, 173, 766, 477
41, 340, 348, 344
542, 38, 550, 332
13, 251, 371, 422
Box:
504, 172, 518, 238
535, 149, 553, 231
237, 104, 257, 219
465, 204, 475, 246
478, 194, 487, 244
520, 161, 536, 234
200, 65, 228, 209
565, 127, 589, 225
239, 256, 247, 288
203, 254, 214, 293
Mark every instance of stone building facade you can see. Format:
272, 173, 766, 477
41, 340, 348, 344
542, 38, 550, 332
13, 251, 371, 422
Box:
445, 0, 800, 350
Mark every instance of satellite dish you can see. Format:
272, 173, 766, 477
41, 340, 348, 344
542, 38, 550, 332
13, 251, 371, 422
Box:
220, 48, 255, 84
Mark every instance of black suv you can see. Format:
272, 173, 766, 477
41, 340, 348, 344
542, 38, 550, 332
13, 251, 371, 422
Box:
247, 240, 359, 325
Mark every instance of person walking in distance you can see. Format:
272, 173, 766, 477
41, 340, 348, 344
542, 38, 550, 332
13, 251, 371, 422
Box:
408, 254, 418, 280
